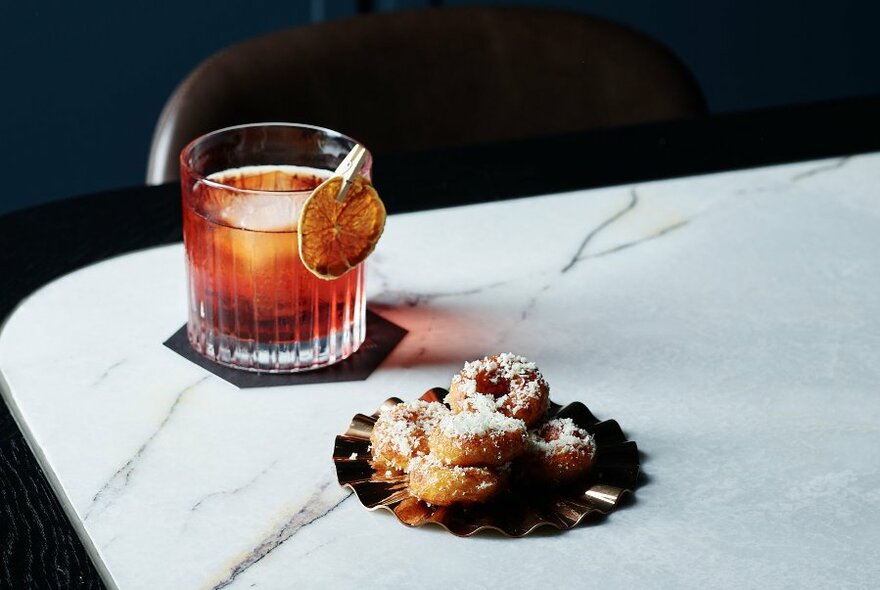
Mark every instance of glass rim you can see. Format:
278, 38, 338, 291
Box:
179, 122, 369, 195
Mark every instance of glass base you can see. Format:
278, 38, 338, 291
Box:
187, 319, 366, 373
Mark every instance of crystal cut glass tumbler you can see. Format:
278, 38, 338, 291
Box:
180, 123, 371, 372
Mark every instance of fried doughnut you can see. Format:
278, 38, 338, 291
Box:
521, 418, 597, 485
408, 456, 508, 506
370, 400, 449, 472
429, 401, 527, 466
447, 353, 550, 426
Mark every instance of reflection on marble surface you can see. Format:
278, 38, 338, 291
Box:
1, 154, 879, 588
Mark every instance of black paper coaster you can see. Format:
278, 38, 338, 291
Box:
163, 310, 407, 388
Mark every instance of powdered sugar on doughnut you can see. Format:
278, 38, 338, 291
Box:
410, 455, 512, 477
457, 393, 497, 413
448, 353, 550, 426
498, 378, 550, 415
459, 353, 538, 382
410, 454, 468, 474
528, 418, 596, 458
438, 406, 526, 438
371, 400, 449, 468
380, 400, 448, 454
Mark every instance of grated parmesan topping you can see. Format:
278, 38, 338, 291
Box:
452, 377, 477, 395
409, 455, 504, 478
497, 377, 548, 414
458, 393, 497, 413
528, 418, 596, 458
409, 455, 472, 482
376, 400, 449, 458
459, 353, 539, 381
438, 406, 526, 438
451, 354, 548, 415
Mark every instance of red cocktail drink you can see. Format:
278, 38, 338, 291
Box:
180, 125, 371, 372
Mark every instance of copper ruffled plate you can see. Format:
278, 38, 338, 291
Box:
333, 388, 640, 537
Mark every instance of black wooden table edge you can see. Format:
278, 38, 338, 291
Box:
1, 94, 879, 589
0, 369, 118, 589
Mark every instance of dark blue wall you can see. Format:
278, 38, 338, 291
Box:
1, 0, 878, 215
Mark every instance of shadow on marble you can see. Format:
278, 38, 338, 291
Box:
370, 303, 496, 370
636, 450, 651, 488
614, 449, 652, 511
370, 501, 623, 540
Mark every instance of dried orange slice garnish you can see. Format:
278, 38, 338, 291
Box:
298, 175, 386, 279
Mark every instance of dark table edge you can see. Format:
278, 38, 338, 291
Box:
371, 93, 880, 211
0, 365, 119, 590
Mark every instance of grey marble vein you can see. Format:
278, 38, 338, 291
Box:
207, 478, 351, 590
521, 284, 552, 321
508, 205, 685, 333
585, 219, 690, 260
190, 460, 279, 514
791, 156, 850, 181
734, 184, 784, 196
560, 186, 694, 270
561, 189, 639, 273
372, 280, 509, 307
83, 376, 209, 522
101, 534, 120, 551
91, 359, 126, 386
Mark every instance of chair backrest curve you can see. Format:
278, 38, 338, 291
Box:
147, 6, 705, 185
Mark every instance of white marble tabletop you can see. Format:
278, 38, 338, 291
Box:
1, 154, 879, 589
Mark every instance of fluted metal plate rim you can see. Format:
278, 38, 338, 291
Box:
333, 388, 640, 537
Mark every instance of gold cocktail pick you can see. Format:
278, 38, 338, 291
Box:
333, 144, 369, 203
